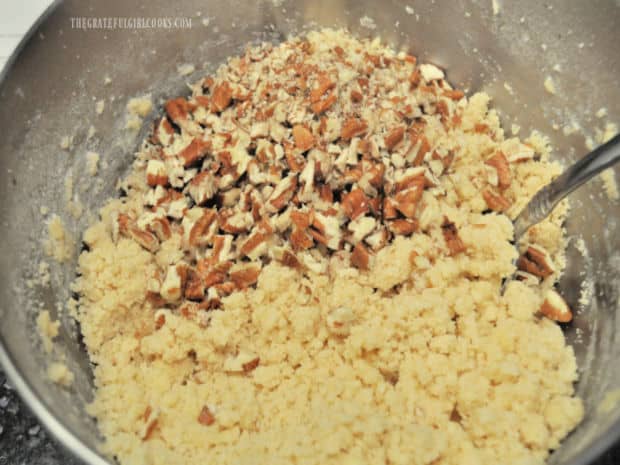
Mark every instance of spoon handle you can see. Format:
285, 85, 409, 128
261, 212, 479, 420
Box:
513, 133, 620, 240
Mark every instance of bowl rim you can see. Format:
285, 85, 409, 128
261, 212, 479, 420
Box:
0, 2, 618, 464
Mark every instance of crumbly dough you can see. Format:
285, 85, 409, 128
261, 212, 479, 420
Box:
47, 361, 74, 387
36, 310, 59, 354
75, 29, 582, 465
44, 215, 74, 263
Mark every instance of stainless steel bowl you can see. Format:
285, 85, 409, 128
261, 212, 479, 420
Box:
0, 1, 619, 463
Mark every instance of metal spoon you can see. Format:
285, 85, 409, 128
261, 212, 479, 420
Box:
513, 133, 620, 241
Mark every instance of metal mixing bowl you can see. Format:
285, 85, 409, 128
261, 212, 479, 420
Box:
0, 1, 618, 463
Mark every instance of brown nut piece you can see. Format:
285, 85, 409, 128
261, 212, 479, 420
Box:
485, 152, 511, 189
441, 217, 466, 255
539, 289, 573, 322
517, 246, 555, 279
482, 188, 511, 212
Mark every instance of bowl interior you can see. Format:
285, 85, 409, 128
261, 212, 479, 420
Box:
0, 1, 619, 464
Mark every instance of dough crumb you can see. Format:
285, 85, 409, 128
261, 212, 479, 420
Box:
595, 107, 607, 119
600, 169, 619, 201
59, 135, 73, 151
359, 16, 377, 29
598, 389, 620, 414
544, 76, 557, 95
492, 0, 500, 15
86, 151, 100, 176
87, 125, 97, 140
95, 99, 105, 115
126, 96, 153, 118
44, 216, 74, 263
177, 63, 196, 76
36, 310, 59, 354
47, 362, 74, 387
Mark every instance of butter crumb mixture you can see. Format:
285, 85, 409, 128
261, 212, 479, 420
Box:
75, 29, 582, 465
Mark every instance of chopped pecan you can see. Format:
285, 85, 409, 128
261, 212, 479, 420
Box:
384, 127, 405, 151
341, 188, 370, 220
211, 81, 233, 112
146, 160, 168, 187
351, 242, 370, 270
383, 198, 399, 219
229, 264, 261, 289
267, 175, 298, 213
189, 209, 217, 247
517, 246, 555, 278
443, 89, 465, 100
198, 406, 215, 426
485, 152, 511, 189
177, 138, 211, 167
160, 265, 183, 302
165, 97, 194, 125
393, 184, 424, 218
310, 91, 337, 114
539, 289, 573, 323
188, 171, 217, 205
340, 118, 368, 141
388, 219, 418, 235
482, 189, 511, 212
242, 357, 260, 372
290, 210, 313, 229
441, 217, 466, 255
184, 268, 205, 301
309, 73, 335, 103
292, 125, 315, 152
409, 134, 432, 166
281, 249, 303, 269
148, 216, 172, 241
408, 69, 421, 88
350, 90, 363, 103
118, 214, 160, 252
240, 232, 267, 257
290, 227, 314, 251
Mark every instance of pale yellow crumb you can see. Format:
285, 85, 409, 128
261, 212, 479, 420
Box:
59, 135, 73, 151
600, 169, 619, 201
104, 76, 112, 85
544, 76, 556, 95
39, 205, 49, 216
598, 389, 620, 414
125, 116, 143, 132
38, 261, 51, 287
492, 0, 500, 15
36, 310, 60, 354
177, 63, 196, 76
63, 172, 83, 219
47, 362, 74, 387
44, 216, 74, 263
596, 108, 608, 119
595, 122, 618, 144
562, 122, 579, 136
503, 82, 514, 95
511, 123, 520, 135
87, 125, 97, 140
86, 151, 100, 176
95, 99, 105, 115
126, 96, 153, 118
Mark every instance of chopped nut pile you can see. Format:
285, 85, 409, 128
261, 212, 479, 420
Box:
113, 26, 553, 318
75, 29, 583, 465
